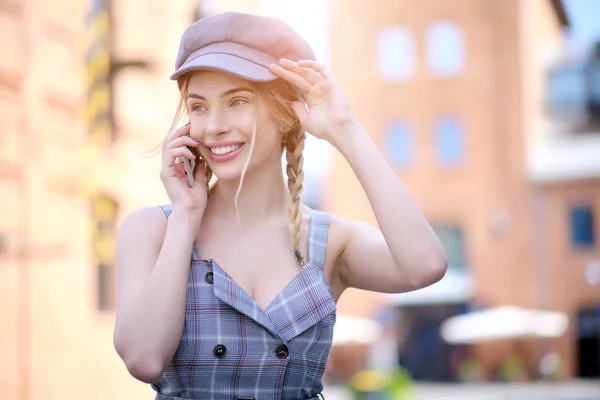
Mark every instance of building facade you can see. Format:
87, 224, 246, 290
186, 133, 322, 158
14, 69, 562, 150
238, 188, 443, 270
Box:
0, 0, 199, 398
325, 0, 599, 381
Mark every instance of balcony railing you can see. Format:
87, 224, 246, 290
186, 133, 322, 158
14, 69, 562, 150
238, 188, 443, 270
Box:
527, 124, 600, 182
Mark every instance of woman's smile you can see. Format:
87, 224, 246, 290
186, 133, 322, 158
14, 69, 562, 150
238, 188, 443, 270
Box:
204, 141, 246, 163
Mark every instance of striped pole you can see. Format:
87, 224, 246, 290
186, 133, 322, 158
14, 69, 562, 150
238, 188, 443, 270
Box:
86, 0, 112, 145
86, 0, 116, 310
92, 194, 118, 310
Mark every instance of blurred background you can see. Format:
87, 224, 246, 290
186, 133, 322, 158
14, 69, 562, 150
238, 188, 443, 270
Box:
1, 0, 600, 399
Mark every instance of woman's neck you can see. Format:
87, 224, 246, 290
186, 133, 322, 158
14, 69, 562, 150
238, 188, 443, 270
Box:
206, 163, 288, 222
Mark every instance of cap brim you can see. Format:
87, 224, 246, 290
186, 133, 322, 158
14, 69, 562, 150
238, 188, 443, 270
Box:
169, 53, 278, 82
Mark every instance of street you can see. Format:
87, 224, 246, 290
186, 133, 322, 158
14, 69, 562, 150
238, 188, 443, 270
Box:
322, 380, 600, 400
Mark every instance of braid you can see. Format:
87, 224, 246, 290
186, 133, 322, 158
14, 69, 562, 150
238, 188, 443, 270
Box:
285, 127, 306, 266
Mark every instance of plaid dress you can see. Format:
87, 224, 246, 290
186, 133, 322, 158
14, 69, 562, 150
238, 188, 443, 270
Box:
152, 205, 336, 400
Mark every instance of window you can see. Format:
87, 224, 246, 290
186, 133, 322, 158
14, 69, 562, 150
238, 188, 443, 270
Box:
589, 64, 600, 103
92, 195, 118, 311
571, 205, 595, 248
431, 224, 466, 270
434, 115, 465, 166
0, 233, 7, 258
384, 121, 413, 166
587, 63, 600, 126
377, 25, 415, 81
546, 65, 588, 118
426, 21, 464, 77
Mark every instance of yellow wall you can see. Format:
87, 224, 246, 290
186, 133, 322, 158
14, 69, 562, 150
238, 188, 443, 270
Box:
0, 1, 196, 398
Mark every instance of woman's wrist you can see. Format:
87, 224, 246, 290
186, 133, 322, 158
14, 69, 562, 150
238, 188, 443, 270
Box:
169, 208, 204, 235
328, 120, 370, 157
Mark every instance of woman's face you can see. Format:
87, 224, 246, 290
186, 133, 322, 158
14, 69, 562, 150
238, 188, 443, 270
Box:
186, 70, 283, 182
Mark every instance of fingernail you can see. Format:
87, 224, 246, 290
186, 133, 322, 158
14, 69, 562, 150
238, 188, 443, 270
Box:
192, 138, 199, 143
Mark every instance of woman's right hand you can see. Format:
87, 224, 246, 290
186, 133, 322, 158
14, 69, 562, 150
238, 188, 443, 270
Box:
160, 123, 208, 216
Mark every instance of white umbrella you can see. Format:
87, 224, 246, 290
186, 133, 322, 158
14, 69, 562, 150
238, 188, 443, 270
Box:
332, 315, 382, 346
440, 306, 569, 345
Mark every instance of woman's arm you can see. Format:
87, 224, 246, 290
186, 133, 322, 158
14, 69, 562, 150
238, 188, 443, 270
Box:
268, 59, 447, 294
331, 122, 447, 293
113, 206, 201, 383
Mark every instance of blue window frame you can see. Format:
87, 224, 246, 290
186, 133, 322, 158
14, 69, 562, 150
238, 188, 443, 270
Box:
384, 121, 413, 166
434, 116, 464, 165
571, 205, 595, 248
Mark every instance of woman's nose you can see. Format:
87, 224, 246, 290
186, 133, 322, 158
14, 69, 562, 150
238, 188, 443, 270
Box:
204, 109, 230, 138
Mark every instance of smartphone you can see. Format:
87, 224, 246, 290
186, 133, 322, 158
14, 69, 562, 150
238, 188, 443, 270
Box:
181, 146, 198, 188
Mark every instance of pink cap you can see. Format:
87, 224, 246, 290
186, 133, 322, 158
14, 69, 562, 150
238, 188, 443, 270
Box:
170, 12, 316, 82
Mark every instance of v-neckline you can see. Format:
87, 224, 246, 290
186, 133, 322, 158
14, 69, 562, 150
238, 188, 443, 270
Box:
205, 255, 336, 342
189, 211, 337, 341
206, 255, 314, 314
192, 210, 317, 315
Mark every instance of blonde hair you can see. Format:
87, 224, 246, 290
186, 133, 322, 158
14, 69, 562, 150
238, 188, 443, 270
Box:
168, 75, 307, 266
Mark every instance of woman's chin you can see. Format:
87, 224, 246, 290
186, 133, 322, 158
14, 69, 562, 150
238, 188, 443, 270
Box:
207, 153, 279, 183
209, 165, 244, 182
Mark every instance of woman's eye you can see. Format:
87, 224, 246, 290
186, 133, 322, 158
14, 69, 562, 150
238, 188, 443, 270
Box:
231, 98, 246, 107
191, 104, 207, 112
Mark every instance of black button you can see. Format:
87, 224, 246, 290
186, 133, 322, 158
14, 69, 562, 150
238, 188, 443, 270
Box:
213, 344, 226, 358
275, 344, 289, 359
205, 272, 214, 284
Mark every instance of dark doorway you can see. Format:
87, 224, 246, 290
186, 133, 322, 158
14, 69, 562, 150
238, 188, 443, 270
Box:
576, 307, 600, 379
398, 303, 468, 382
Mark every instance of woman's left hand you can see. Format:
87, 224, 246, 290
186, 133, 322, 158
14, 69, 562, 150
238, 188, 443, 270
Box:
269, 58, 357, 146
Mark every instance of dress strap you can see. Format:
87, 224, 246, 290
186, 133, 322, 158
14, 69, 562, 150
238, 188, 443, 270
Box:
158, 204, 173, 217
307, 211, 330, 270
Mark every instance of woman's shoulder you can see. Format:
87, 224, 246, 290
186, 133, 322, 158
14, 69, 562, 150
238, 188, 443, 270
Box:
118, 205, 170, 241
123, 204, 170, 223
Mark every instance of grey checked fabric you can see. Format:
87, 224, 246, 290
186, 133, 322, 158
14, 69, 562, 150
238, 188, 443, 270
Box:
151, 204, 336, 400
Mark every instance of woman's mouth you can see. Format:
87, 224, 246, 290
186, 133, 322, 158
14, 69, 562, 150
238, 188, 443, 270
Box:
205, 142, 245, 163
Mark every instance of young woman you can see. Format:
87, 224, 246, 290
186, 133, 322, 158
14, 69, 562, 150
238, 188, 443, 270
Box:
113, 11, 447, 400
